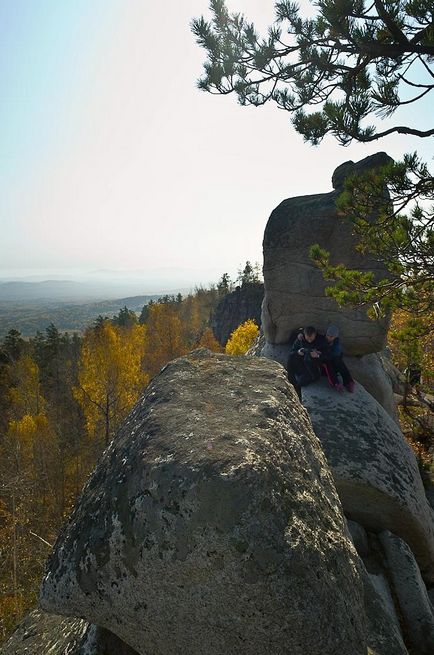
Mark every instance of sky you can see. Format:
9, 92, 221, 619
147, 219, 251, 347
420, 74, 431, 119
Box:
1, 0, 432, 285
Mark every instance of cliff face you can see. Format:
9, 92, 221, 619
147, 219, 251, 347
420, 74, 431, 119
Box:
261, 152, 392, 356
211, 282, 263, 345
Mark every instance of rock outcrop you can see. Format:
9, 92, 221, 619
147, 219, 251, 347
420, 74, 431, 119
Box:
380, 531, 434, 655
211, 282, 263, 345
0, 610, 87, 655
345, 352, 399, 421
0, 610, 140, 655
301, 379, 434, 582
40, 350, 366, 655
261, 152, 392, 356
361, 567, 409, 655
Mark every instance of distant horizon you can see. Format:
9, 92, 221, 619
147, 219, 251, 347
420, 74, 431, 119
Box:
0, 264, 245, 283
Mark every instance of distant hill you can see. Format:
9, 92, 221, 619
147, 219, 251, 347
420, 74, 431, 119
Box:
0, 295, 160, 338
0, 279, 169, 304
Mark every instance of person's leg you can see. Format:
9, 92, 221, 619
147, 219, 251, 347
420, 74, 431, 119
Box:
287, 352, 303, 399
325, 359, 340, 385
321, 362, 335, 386
332, 356, 354, 389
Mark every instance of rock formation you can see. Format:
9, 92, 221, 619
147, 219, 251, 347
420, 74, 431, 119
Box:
261, 151, 392, 356
261, 152, 401, 418
256, 152, 434, 653
301, 380, 434, 581
211, 282, 263, 345
379, 531, 434, 655
0, 609, 140, 655
39, 351, 366, 655
0, 610, 88, 655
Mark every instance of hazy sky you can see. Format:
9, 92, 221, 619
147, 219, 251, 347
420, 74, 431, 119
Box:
1, 0, 432, 282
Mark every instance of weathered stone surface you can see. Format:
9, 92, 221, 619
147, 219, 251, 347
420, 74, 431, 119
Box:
368, 573, 402, 632
260, 340, 292, 366
426, 486, 434, 513
346, 353, 398, 421
332, 152, 393, 190
245, 331, 266, 356
81, 625, 140, 654
40, 350, 366, 655
211, 282, 263, 345
262, 152, 392, 355
347, 519, 369, 557
380, 531, 434, 655
0, 609, 139, 655
0, 609, 87, 655
362, 568, 409, 655
301, 379, 434, 582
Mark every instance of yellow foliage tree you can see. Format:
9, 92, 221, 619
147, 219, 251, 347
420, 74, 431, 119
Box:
8, 355, 43, 417
74, 322, 148, 446
0, 355, 58, 638
225, 320, 259, 356
143, 303, 188, 376
198, 328, 223, 352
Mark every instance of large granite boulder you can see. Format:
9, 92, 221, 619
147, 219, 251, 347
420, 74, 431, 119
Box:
301, 379, 434, 582
262, 152, 392, 355
211, 282, 263, 346
40, 350, 366, 655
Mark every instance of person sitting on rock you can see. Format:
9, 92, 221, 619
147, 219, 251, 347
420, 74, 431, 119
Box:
287, 326, 326, 399
323, 325, 355, 393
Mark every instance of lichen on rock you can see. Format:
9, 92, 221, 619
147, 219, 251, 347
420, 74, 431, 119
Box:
40, 350, 366, 655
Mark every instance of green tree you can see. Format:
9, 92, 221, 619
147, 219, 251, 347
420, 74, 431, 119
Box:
112, 306, 138, 328
139, 300, 153, 325
192, 0, 433, 145
192, 1, 433, 327
1, 330, 25, 364
217, 272, 233, 296
237, 261, 261, 286
310, 153, 433, 325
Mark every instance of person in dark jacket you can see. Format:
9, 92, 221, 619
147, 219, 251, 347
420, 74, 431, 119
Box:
323, 324, 355, 392
287, 326, 326, 399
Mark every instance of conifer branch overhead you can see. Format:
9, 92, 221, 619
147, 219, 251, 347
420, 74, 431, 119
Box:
192, 0, 434, 145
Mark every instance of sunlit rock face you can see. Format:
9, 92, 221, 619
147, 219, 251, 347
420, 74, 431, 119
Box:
261, 152, 393, 356
40, 350, 366, 655
301, 378, 434, 583
0, 609, 140, 655
0, 610, 87, 655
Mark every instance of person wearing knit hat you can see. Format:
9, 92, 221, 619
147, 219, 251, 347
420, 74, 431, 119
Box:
324, 325, 355, 392
326, 325, 339, 338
